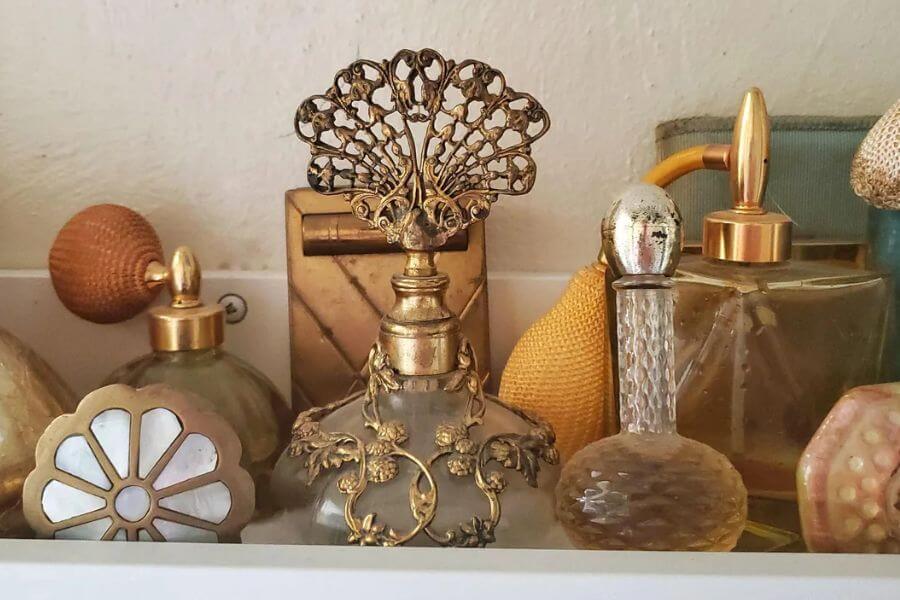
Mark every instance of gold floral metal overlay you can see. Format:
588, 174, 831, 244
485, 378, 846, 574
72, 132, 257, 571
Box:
288, 339, 558, 547
295, 48, 550, 251
23, 384, 254, 542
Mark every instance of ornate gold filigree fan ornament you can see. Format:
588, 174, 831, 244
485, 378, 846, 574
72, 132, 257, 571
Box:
296, 47, 550, 251
275, 48, 561, 547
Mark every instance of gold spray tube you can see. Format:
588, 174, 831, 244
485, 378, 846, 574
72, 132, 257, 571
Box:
641, 144, 731, 187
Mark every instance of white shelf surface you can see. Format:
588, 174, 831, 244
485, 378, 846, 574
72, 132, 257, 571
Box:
1, 269, 898, 598
2, 539, 898, 599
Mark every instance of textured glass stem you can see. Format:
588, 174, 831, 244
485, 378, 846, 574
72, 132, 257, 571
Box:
616, 284, 677, 434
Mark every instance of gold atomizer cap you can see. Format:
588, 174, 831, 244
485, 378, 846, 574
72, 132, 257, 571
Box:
703, 88, 791, 263
146, 246, 224, 351
50, 204, 224, 351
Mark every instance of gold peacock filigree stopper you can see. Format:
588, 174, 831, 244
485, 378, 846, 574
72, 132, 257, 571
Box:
295, 48, 550, 251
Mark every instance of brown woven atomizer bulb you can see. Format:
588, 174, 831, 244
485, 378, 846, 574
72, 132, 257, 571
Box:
49, 203, 166, 324
49, 204, 295, 513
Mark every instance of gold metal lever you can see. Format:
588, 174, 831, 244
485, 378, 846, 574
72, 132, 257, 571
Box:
301, 213, 469, 256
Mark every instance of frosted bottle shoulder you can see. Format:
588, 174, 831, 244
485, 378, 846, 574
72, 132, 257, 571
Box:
104, 347, 293, 512
260, 378, 566, 548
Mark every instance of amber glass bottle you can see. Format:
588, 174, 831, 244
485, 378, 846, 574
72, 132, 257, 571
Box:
673, 91, 889, 547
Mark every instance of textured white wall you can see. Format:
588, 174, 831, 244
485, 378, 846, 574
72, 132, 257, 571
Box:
1, 0, 898, 272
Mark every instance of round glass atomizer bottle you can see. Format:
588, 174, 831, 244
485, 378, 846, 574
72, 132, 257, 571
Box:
49, 204, 296, 513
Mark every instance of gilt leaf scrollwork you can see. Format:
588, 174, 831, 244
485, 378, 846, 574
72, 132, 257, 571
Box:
287, 338, 558, 548
294, 48, 550, 250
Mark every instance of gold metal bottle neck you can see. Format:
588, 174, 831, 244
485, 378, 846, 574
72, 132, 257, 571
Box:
147, 247, 224, 352
701, 88, 791, 263
379, 251, 460, 376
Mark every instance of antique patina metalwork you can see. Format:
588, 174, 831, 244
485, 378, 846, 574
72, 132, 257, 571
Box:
294, 47, 549, 251
286, 48, 558, 547
284, 188, 491, 411
23, 384, 255, 542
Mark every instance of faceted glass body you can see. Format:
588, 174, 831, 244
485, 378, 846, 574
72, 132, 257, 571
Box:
254, 377, 567, 548
674, 254, 889, 536
557, 432, 746, 550
556, 284, 747, 551
104, 348, 293, 513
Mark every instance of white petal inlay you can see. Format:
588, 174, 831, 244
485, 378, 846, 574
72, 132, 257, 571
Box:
153, 433, 218, 490
90, 409, 131, 478
153, 519, 218, 543
159, 481, 232, 524
42, 480, 106, 523
138, 529, 153, 541
113, 528, 127, 541
54, 517, 113, 540
55, 435, 112, 490
139, 408, 183, 478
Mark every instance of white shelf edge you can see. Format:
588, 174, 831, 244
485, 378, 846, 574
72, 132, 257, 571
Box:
1, 539, 898, 599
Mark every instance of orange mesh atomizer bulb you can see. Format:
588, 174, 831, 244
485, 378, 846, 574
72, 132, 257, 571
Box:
48, 204, 295, 514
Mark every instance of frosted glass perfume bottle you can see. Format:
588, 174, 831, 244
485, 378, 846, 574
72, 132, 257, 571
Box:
49, 204, 295, 513
258, 48, 564, 548
556, 184, 748, 551
673, 90, 889, 540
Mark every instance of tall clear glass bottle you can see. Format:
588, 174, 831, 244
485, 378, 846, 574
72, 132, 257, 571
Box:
556, 184, 747, 551
673, 90, 890, 545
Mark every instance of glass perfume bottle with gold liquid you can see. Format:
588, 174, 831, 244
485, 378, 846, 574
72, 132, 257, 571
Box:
260, 49, 563, 548
673, 90, 890, 544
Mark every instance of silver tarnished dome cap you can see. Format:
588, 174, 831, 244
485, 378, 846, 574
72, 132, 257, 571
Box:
601, 183, 682, 278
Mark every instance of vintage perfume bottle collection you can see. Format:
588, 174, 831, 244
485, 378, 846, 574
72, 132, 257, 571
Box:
1, 48, 898, 554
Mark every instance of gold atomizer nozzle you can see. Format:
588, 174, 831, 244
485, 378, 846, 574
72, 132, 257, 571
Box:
642, 87, 791, 264
146, 246, 224, 352
49, 204, 224, 351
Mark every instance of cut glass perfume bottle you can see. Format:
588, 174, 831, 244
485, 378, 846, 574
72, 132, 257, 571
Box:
49, 204, 294, 513
260, 49, 563, 548
556, 184, 748, 551
672, 91, 890, 546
